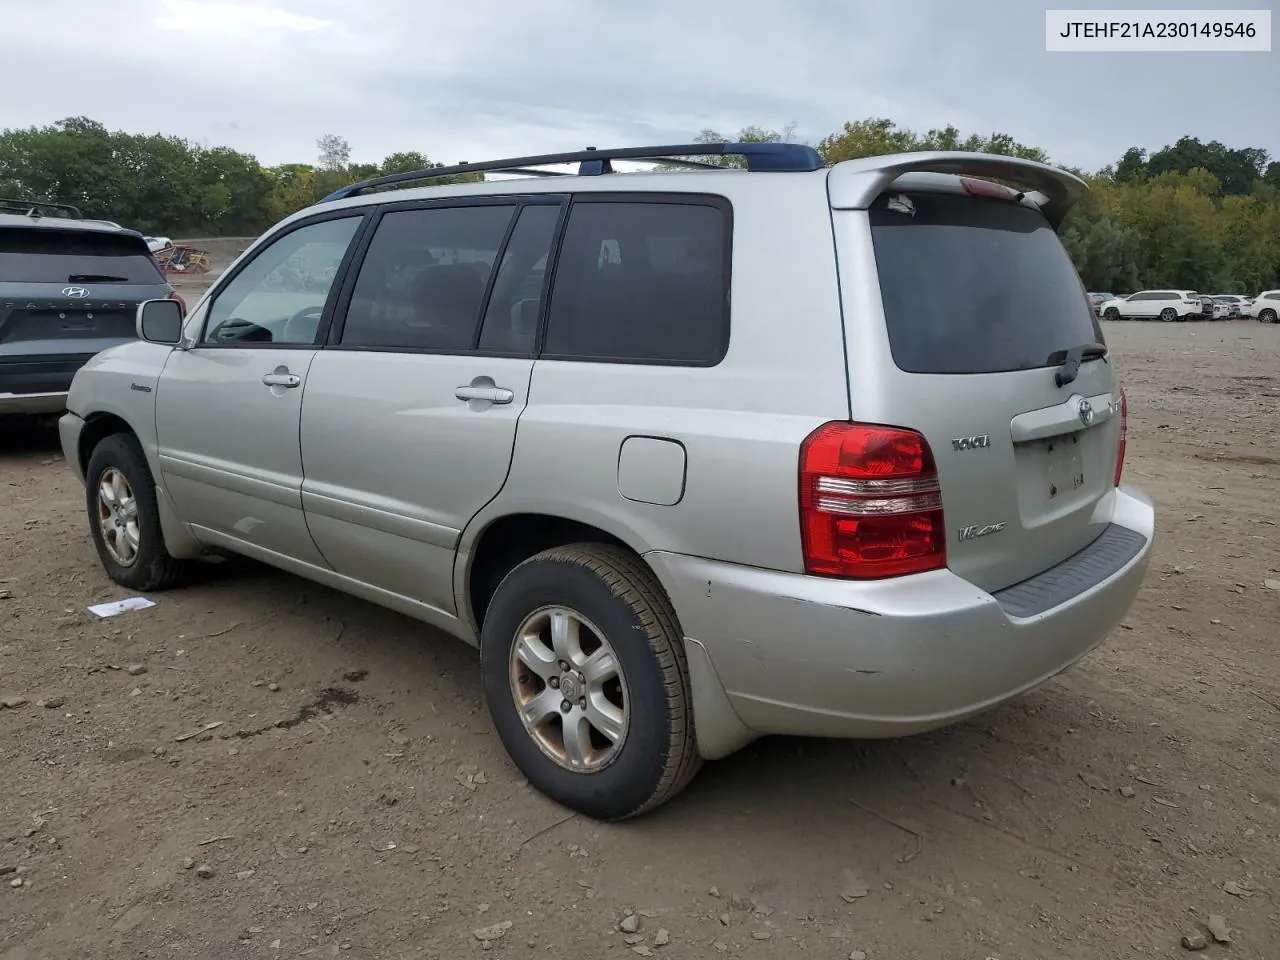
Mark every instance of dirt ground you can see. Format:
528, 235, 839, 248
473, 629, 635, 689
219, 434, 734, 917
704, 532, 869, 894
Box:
2, 320, 1278, 960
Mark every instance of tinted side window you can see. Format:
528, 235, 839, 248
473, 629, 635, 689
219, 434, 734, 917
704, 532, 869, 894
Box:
543, 199, 729, 364
870, 192, 1102, 375
204, 216, 362, 345
340, 205, 515, 351
477, 204, 561, 354
1127, 292, 1151, 302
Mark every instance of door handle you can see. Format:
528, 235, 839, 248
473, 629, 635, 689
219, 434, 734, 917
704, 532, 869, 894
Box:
455, 385, 514, 404
262, 372, 301, 388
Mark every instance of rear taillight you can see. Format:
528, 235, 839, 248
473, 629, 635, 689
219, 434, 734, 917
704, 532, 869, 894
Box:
1114, 387, 1127, 486
168, 289, 187, 317
799, 422, 946, 579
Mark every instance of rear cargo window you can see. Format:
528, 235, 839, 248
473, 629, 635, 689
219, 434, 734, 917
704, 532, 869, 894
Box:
0, 227, 163, 284
869, 192, 1103, 375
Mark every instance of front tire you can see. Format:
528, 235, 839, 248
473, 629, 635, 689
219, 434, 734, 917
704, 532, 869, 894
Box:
1262, 309, 1278, 324
480, 544, 701, 820
85, 433, 188, 591
1103, 307, 1119, 322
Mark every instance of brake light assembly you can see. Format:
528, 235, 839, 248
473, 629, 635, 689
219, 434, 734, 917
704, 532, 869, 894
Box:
960, 177, 1020, 201
799, 422, 947, 579
1114, 387, 1127, 486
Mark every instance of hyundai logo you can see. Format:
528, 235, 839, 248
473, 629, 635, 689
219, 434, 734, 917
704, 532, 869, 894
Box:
61, 286, 90, 299
1078, 398, 1095, 426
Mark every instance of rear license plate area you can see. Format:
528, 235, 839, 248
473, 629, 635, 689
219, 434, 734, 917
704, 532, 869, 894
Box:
1042, 434, 1086, 500
1014, 431, 1094, 521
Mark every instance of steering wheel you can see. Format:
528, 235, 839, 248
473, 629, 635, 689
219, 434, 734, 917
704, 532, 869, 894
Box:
212, 317, 271, 343
283, 304, 325, 344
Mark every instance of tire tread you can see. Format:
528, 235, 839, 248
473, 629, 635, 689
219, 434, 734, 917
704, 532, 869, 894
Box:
86, 433, 189, 591
509, 543, 702, 818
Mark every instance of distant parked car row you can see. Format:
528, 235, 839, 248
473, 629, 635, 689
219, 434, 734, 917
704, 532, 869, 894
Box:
1089, 289, 1278, 323
1095, 290, 1212, 322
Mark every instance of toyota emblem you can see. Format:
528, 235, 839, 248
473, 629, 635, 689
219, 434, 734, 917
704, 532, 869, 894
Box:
1077, 398, 1094, 426
61, 286, 89, 299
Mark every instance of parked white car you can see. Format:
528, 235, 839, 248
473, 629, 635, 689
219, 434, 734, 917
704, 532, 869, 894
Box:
1210, 294, 1250, 319
1246, 290, 1279, 323
145, 236, 173, 254
1099, 290, 1210, 322
1206, 296, 1235, 320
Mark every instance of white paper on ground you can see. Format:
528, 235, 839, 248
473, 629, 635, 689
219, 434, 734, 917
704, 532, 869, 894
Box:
87, 597, 156, 618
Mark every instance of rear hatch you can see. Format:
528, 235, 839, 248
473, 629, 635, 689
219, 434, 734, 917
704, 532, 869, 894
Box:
857, 185, 1121, 594
0, 226, 170, 381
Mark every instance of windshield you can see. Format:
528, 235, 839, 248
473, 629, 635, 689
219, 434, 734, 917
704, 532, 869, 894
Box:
869, 192, 1103, 375
0, 227, 163, 284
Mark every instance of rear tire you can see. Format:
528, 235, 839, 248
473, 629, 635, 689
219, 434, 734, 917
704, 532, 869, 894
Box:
480, 543, 701, 820
85, 433, 189, 591
1161, 308, 1178, 322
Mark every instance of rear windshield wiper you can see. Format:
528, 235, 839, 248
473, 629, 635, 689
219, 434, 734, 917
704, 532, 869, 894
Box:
66, 274, 130, 282
1051, 342, 1108, 387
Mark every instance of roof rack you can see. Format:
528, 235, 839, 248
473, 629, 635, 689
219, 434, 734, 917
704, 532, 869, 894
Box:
0, 197, 84, 219
320, 142, 825, 203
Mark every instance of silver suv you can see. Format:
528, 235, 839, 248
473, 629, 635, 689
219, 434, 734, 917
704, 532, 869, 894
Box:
58, 143, 1155, 820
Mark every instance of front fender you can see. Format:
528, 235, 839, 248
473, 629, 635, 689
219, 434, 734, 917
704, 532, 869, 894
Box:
67, 339, 172, 448
68, 341, 204, 560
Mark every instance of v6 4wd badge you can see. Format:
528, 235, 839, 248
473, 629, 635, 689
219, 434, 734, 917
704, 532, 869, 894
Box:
958, 521, 1006, 543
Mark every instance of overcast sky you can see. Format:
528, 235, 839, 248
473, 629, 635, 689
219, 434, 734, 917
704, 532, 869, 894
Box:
3, 0, 1276, 173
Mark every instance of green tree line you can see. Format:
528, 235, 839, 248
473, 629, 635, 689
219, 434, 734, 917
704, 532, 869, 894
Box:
2, 115, 1278, 293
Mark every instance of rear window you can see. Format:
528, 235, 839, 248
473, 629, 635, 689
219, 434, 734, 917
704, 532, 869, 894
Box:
0, 227, 163, 284
869, 192, 1103, 375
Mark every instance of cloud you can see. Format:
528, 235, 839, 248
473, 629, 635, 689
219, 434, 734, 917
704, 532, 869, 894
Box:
153, 0, 334, 40
2, 0, 1276, 172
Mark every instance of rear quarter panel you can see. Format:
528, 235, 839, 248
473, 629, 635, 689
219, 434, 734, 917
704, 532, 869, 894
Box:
460, 172, 852, 580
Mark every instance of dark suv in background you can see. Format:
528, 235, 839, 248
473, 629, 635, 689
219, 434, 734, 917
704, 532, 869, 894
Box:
0, 198, 181, 417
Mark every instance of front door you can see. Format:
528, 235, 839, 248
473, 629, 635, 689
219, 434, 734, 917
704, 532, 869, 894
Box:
155, 213, 365, 565
299, 198, 564, 614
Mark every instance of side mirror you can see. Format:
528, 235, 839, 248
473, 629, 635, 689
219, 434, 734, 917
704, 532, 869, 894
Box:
136, 298, 184, 344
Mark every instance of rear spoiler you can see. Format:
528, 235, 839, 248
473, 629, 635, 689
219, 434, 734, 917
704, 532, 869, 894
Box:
826, 151, 1088, 229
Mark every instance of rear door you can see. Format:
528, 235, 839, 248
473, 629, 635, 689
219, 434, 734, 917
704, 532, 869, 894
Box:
298, 197, 562, 614
0, 225, 170, 392
841, 186, 1122, 593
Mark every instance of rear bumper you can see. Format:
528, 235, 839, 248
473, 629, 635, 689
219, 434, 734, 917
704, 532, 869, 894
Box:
0, 390, 67, 415
0, 355, 86, 415
650, 485, 1154, 748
